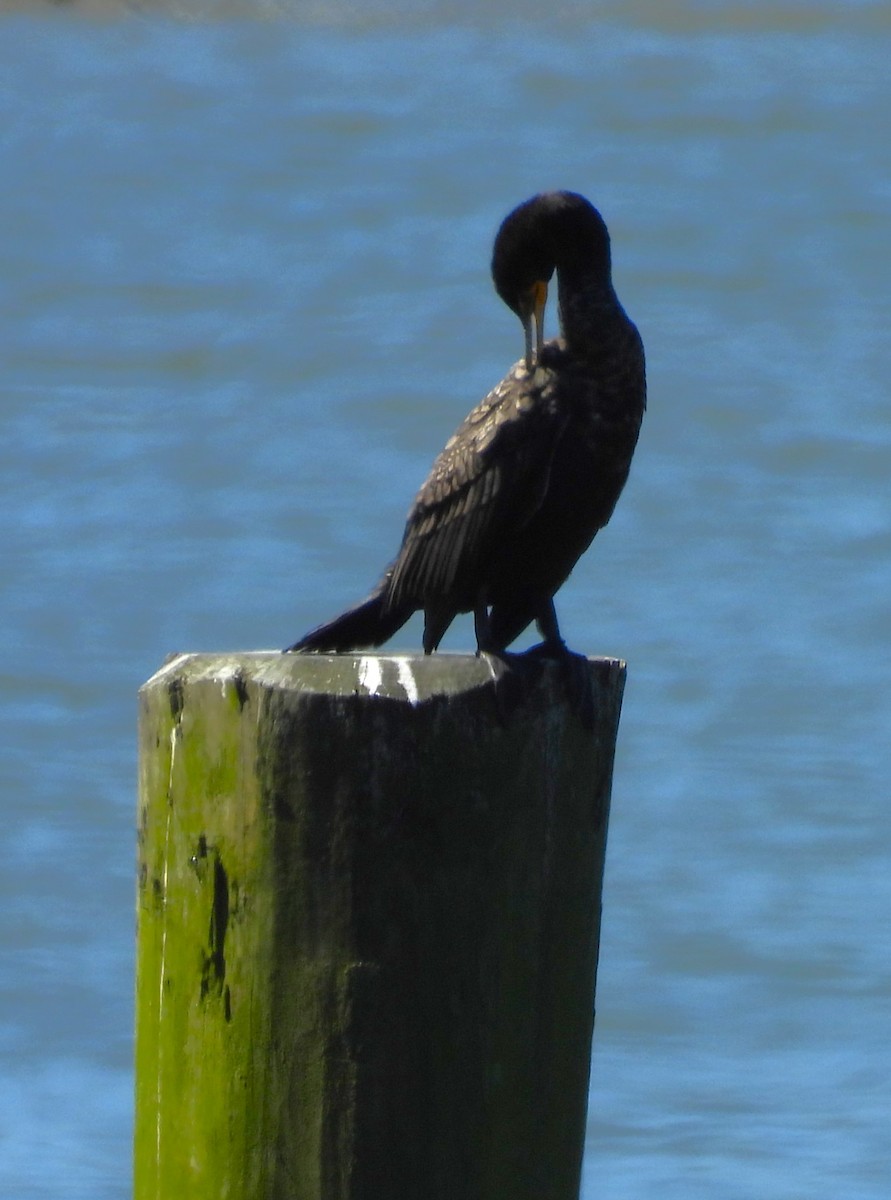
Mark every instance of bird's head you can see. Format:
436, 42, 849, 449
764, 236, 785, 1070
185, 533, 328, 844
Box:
491, 191, 611, 370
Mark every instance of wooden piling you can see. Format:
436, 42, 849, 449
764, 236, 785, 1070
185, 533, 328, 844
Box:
135, 650, 626, 1200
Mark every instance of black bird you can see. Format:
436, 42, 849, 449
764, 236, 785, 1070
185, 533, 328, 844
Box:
286, 190, 646, 657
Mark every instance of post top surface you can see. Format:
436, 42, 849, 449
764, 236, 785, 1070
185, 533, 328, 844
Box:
143, 651, 625, 708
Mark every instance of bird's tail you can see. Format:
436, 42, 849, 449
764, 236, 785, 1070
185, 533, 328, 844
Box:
284, 578, 414, 654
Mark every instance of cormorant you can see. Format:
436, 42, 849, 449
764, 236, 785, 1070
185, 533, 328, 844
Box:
286, 190, 646, 657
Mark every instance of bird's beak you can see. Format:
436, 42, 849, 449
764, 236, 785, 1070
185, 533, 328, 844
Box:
520, 280, 549, 371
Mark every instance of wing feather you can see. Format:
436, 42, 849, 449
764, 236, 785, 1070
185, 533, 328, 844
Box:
387, 364, 567, 611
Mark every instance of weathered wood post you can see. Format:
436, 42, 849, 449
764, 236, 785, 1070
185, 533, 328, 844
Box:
135, 650, 625, 1200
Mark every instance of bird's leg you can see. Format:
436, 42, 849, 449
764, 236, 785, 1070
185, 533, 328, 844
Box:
473, 603, 494, 655
519, 599, 566, 656
534, 598, 565, 651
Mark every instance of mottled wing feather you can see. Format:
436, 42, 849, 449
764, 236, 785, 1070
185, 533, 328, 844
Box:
387, 364, 567, 609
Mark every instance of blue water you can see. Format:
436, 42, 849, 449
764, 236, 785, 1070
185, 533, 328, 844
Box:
1, 5, 889, 1197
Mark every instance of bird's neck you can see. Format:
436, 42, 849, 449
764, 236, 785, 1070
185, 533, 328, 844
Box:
556, 272, 624, 355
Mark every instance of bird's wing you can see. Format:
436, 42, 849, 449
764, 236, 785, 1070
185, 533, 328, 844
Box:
386, 363, 568, 609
